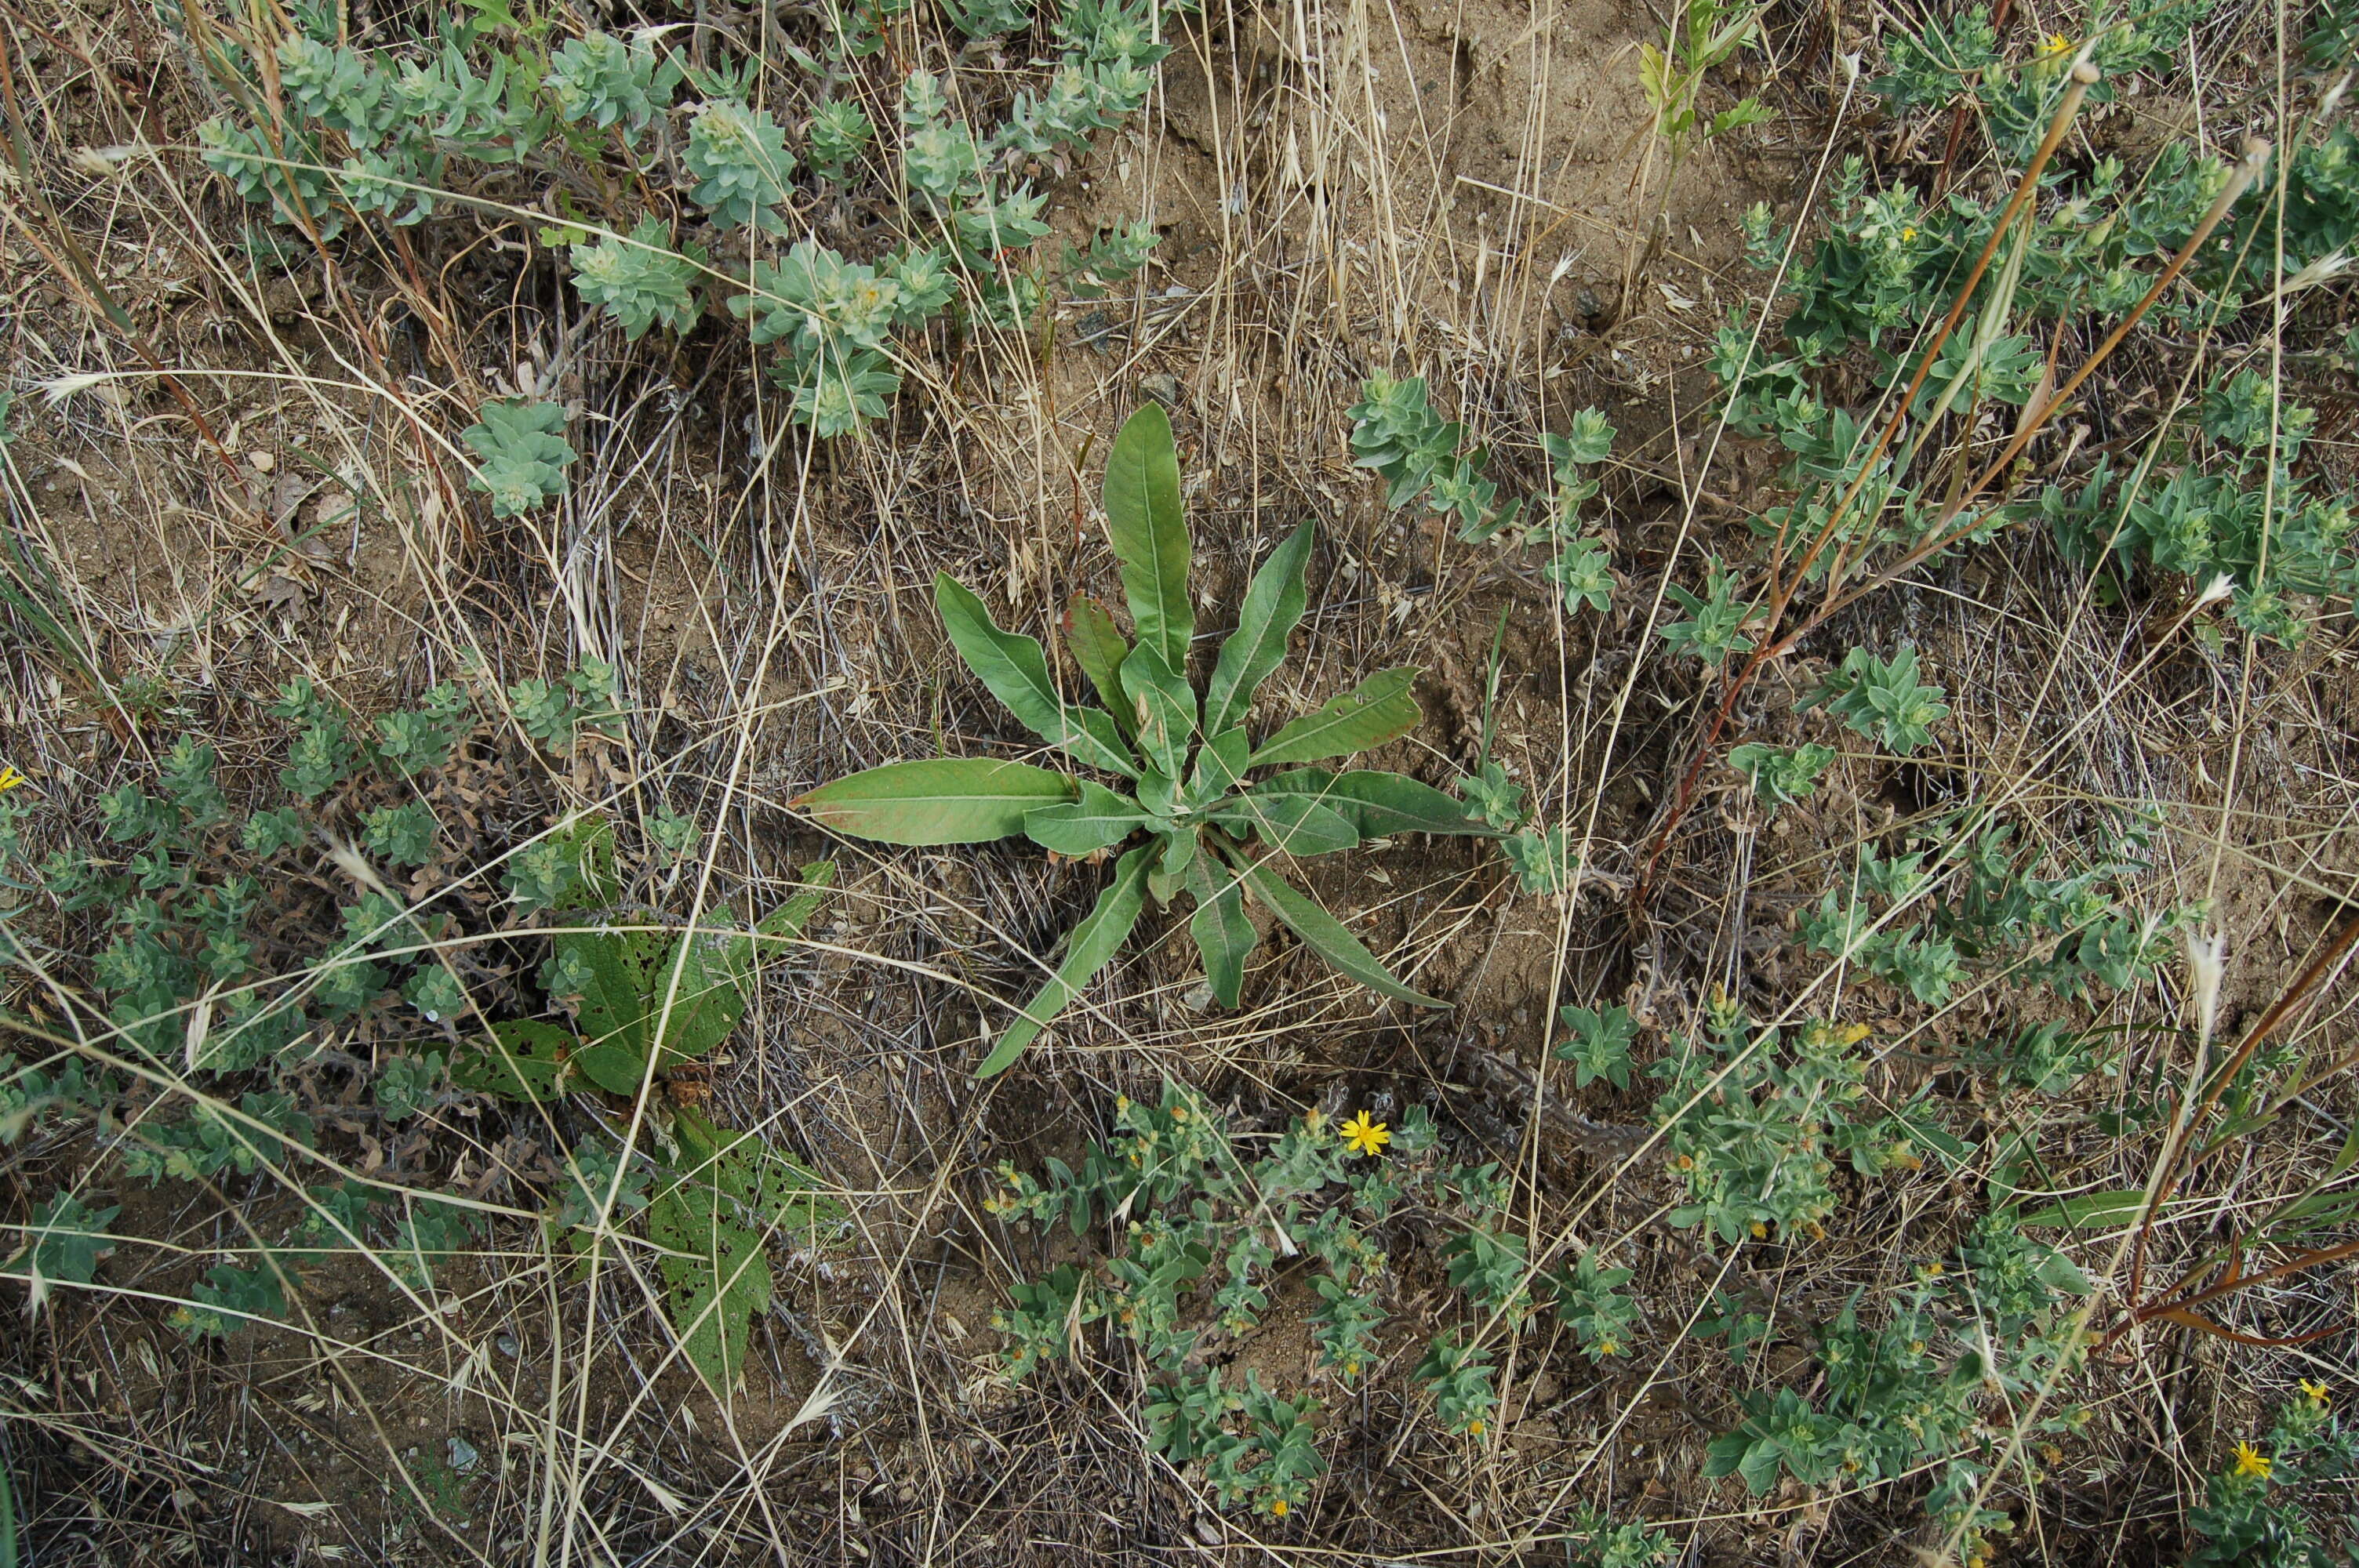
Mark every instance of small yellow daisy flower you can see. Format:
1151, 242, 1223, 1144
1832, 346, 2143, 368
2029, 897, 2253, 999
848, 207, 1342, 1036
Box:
2044, 32, 2072, 54
1901, 226, 1917, 241
2234, 1440, 2272, 1479
1270, 1498, 1289, 1518
0, 765, 24, 793
1339, 1110, 1390, 1156
2303, 1379, 2331, 1404
1466, 1418, 1485, 1436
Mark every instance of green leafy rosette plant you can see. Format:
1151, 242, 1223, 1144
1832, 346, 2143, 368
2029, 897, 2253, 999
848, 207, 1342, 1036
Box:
796, 405, 1499, 1074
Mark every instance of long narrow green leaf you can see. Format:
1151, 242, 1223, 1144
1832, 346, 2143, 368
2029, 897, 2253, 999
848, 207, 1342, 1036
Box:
1102, 405, 1192, 673
1227, 848, 1444, 1007
796, 758, 1075, 844
1213, 793, 1360, 855
1187, 853, 1257, 1007
978, 844, 1153, 1076
1249, 667, 1423, 770
1064, 593, 1134, 733
1248, 769, 1499, 837
936, 574, 1137, 778
1203, 520, 1314, 735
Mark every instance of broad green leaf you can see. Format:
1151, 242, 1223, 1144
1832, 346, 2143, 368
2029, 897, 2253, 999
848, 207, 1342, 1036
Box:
2018, 1189, 2157, 1230
797, 757, 1075, 844
1187, 726, 1249, 805
978, 843, 1152, 1076
647, 905, 754, 1071
1026, 780, 1153, 855
1064, 593, 1134, 735
1204, 520, 1314, 736
556, 927, 656, 1094
754, 861, 838, 943
1228, 850, 1444, 1006
1187, 854, 1256, 1007
548, 815, 619, 911
1120, 642, 1198, 782
936, 575, 1138, 778
1102, 405, 1192, 672
1248, 768, 1496, 838
1137, 769, 1180, 817
647, 1108, 806, 1394
1249, 667, 1422, 771
1215, 793, 1359, 856
453, 1019, 574, 1101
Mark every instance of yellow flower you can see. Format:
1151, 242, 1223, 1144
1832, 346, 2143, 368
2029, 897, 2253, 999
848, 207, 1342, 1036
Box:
1466, 1418, 1485, 1436
2234, 1441, 2272, 1479
1749, 1221, 1768, 1239
0, 765, 24, 793
1270, 1498, 1289, 1518
1901, 226, 1917, 241
1339, 1110, 1390, 1156
2043, 32, 2071, 54
2303, 1379, 2331, 1404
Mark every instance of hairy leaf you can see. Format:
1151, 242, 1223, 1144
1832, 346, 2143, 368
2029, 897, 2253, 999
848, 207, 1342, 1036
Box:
1249, 667, 1422, 770
1102, 405, 1192, 672
796, 758, 1074, 844
1204, 520, 1314, 735
978, 843, 1153, 1076
1187, 726, 1249, 805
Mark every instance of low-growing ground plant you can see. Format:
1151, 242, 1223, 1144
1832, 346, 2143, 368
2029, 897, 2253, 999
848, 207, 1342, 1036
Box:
986, 1081, 1655, 1517
183, 0, 1177, 442
0, 670, 838, 1392
798, 405, 1502, 1073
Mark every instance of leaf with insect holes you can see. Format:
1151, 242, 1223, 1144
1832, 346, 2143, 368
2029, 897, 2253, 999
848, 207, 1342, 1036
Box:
936, 574, 1139, 779
1204, 521, 1314, 736
649, 1106, 841, 1392
452, 1019, 574, 1102
1249, 668, 1422, 770
1224, 847, 1442, 1006
1102, 405, 1192, 672
797, 758, 1075, 844
978, 843, 1153, 1076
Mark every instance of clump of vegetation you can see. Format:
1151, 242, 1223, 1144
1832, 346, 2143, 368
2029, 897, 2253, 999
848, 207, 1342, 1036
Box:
187, 0, 1175, 441
0, 669, 838, 1390
798, 407, 1502, 1073
987, 1082, 1652, 1514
